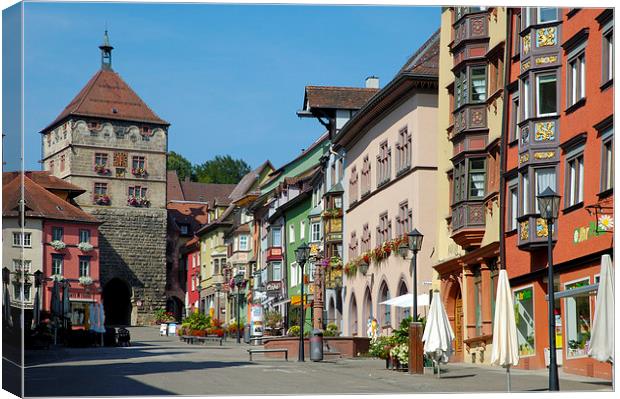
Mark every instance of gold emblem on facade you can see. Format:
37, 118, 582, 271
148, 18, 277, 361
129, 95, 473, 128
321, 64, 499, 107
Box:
535, 121, 555, 141
533, 151, 555, 160
521, 60, 531, 72
535, 55, 557, 65
536, 27, 557, 47
520, 221, 529, 240
519, 153, 530, 164
536, 218, 548, 237
522, 34, 531, 55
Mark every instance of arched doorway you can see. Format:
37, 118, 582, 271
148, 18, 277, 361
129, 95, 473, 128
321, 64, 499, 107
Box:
349, 294, 358, 336
166, 296, 183, 321
103, 278, 132, 326
444, 280, 463, 361
396, 279, 410, 324
377, 281, 391, 328
362, 287, 372, 336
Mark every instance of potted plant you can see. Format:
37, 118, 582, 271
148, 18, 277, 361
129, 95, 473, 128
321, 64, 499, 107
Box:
94, 165, 111, 175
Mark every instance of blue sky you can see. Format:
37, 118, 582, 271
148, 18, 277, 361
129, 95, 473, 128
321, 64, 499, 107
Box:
21, 2, 440, 171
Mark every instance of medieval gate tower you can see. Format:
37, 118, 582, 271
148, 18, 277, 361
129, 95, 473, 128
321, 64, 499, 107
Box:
40, 32, 168, 325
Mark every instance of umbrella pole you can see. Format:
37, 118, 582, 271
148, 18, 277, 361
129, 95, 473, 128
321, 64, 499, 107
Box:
506, 366, 511, 392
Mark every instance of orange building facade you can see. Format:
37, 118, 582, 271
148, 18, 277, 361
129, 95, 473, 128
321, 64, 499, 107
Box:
502, 7, 613, 379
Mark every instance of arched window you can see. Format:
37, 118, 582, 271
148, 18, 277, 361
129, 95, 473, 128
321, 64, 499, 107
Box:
378, 282, 391, 327
349, 295, 358, 336
397, 280, 410, 324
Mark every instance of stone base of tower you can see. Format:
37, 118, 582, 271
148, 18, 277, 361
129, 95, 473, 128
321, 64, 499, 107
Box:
88, 207, 167, 326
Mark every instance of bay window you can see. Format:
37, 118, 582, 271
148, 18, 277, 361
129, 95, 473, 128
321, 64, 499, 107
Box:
536, 74, 557, 116
470, 66, 487, 102
271, 227, 282, 247
535, 167, 557, 213
468, 158, 486, 198
454, 65, 487, 109
537, 7, 558, 23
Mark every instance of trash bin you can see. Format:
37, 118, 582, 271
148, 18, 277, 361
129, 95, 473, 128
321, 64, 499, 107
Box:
310, 329, 324, 362
244, 325, 251, 344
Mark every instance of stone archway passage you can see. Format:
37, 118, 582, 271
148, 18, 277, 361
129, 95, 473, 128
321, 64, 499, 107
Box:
166, 296, 183, 322
103, 278, 132, 326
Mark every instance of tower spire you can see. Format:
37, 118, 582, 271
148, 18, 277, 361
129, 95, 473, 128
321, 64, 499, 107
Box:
99, 30, 113, 70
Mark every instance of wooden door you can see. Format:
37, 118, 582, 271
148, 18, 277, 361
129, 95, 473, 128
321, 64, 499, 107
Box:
454, 298, 463, 358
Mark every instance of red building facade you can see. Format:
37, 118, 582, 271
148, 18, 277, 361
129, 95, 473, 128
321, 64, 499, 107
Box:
502, 7, 613, 379
43, 219, 101, 328
183, 238, 201, 314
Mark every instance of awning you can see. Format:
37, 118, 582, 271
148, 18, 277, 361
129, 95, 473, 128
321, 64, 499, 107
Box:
273, 298, 291, 307
546, 283, 599, 301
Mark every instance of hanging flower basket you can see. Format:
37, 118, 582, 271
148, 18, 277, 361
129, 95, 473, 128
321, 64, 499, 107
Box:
321, 208, 343, 219
77, 242, 94, 252
78, 276, 93, 286
50, 240, 66, 250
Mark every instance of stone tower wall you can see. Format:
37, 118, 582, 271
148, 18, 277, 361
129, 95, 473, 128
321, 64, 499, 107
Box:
91, 207, 167, 326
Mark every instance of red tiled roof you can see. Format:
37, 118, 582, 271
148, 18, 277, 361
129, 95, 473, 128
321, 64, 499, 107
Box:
180, 181, 236, 204
167, 202, 210, 233
398, 29, 440, 76
167, 170, 184, 202
42, 68, 168, 132
2, 173, 99, 223
304, 86, 379, 110
3, 171, 86, 198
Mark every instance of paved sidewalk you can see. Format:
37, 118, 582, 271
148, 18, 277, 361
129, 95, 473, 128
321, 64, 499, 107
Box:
23, 327, 613, 396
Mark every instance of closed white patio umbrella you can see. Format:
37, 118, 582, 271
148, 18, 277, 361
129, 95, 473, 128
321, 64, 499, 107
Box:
422, 292, 454, 377
491, 269, 520, 391
588, 254, 614, 364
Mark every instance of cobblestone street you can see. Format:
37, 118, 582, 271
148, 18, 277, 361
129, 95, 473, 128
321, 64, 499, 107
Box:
21, 327, 612, 396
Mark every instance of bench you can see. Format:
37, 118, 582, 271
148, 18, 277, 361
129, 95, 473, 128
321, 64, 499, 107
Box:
247, 348, 288, 361
180, 335, 223, 346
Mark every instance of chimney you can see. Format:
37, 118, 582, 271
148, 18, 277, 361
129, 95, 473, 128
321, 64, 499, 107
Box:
365, 76, 379, 89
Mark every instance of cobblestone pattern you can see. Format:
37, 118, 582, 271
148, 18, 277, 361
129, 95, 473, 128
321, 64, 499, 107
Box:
90, 207, 167, 325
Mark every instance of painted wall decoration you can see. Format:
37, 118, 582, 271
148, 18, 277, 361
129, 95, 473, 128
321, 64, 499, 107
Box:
113, 152, 128, 167
520, 220, 529, 240
533, 151, 555, 160
535, 218, 548, 238
521, 59, 531, 72
522, 34, 531, 55
535, 55, 558, 65
534, 121, 555, 141
519, 152, 530, 164
573, 220, 610, 244
536, 27, 557, 47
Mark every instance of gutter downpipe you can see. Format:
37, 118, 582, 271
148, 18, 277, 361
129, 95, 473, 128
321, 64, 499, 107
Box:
499, 7, 512, 271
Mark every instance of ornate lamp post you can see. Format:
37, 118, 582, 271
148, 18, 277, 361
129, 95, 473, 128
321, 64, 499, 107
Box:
234, 273, 245, 344
2, 267, 10, 286
215, 282, 222, 323
294, 242, 310, 362
537, 187, 561, 392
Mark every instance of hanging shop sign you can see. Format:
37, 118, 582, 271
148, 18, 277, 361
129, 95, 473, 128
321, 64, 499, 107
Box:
573, 218, 611, 244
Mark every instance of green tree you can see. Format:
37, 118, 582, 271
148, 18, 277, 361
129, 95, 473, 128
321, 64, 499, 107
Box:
194, 155, 251, 184
167, 151, 193, 181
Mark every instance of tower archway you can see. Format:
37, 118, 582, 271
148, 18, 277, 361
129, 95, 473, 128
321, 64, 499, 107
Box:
103, 278, 132, 326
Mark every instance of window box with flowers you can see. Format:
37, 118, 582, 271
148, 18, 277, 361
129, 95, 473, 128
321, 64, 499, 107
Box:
131, 167, 148, 177
77, 242, 94, 252
51, 274, 64, 282
94, 194, 111, 206
127, 196, 151, 208
78, 276, 93, 286
93, 165, 112, 175
50, 240, 66, 251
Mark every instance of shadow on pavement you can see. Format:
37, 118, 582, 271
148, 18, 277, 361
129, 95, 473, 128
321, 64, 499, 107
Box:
436, 374, 477, 379
25, 359, 253, 396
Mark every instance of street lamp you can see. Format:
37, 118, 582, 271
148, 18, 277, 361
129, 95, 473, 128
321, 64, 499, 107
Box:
405, 229, 423, 321
34, 270, 43, 288
358, 258, 369, 276
215, 282, 222, 323
2, 267, 10, 285
295, 242, 310, 362
234, 273, 245, 344
537, 187, 561, 392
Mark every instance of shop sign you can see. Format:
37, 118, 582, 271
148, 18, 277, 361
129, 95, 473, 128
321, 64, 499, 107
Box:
573, 220, 610, 244
266, 281, 282, 296
291, 295, 308, 305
